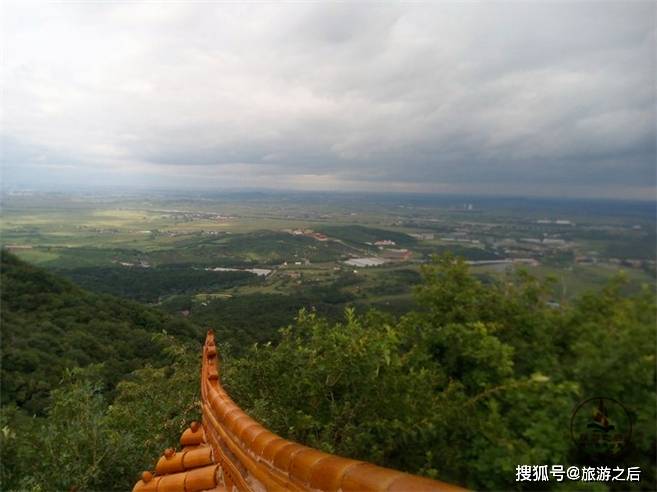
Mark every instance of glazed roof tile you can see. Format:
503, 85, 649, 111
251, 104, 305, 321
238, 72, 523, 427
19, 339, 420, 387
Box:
133, 331, 467, 492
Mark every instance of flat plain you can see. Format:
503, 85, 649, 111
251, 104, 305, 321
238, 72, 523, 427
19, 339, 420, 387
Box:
2, 191, 654, 318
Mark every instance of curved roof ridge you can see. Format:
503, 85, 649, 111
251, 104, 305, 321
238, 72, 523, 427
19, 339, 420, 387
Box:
133, 330, 467, 492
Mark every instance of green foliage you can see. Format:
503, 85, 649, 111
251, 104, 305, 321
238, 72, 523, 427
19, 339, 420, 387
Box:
184, 293, 347, 353
102, 333, 201, 490
223, 253, 656, 490
604, 237, 656, 260
10, 367, 115, 491
564, 278, 657, 479
225, 308, 434, 461
219, 231, 351, 262
58, 265, 258, 303
1, 335, 200, 491
2, 251, 654, 491
0, 251, 202, 414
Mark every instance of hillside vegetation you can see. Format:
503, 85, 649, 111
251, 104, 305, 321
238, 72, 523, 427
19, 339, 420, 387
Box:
0, 251, 202, 413
58, 264, 257, 303
225, 255, 656, 490
0, 252, 654, 491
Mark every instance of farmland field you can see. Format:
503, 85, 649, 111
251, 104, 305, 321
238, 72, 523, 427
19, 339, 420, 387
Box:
2, 191, 654, 330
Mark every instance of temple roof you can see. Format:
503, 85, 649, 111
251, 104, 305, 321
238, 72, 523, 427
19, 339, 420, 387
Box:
133, 422, 223, 492
133, 331, 466, 492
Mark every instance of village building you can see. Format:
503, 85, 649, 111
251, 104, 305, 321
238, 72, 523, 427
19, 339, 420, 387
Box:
381, 248, 412, 261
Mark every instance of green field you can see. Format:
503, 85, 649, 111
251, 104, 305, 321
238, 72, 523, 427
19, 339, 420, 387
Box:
2, 192, 654, 315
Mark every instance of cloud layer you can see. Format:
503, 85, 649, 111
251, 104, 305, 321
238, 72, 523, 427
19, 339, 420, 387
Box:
2, 2, 655, 198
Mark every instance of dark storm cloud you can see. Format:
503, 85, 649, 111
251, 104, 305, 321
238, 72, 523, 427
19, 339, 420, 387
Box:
2, 2, 655, 197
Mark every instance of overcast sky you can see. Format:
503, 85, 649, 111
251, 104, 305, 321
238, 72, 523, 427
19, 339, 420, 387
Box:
2, 1, 655, 198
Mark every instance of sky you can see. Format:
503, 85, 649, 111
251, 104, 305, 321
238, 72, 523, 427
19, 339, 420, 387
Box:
2, 1, 655, 199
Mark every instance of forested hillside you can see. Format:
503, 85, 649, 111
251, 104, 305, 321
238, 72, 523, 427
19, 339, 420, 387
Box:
0, 251, 203, 413
224, 256, 657, 490
57, 264, 257, 303
1, 252, 204, 490
1, 252, 654, 491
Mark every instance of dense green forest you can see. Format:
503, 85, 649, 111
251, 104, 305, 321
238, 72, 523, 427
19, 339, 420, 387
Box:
172, 292, 346, 350
1, 252, 204, 490
57, 264, 257, 303
225, 256, 656, 490
0, 252, 203, 414
1, 252, 654, 490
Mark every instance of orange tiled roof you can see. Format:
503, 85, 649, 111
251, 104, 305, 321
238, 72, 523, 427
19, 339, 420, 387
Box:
133, 331, 467, 492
